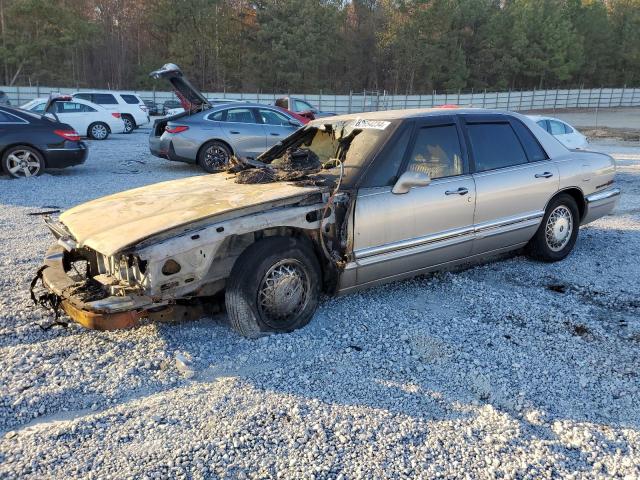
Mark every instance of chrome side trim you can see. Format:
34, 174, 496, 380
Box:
586, 187, 620, 204
354, 225, 475, 260
474, 210, 544, 238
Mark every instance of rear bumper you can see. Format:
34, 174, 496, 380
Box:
582, 187, 620, 224
43, 142, 88, 168
39, 244, 161, 330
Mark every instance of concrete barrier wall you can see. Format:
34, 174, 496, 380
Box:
2, 85, 639, 113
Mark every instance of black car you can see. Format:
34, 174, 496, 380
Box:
143, 100, 159, 116
0, 90, 10, 106
0, 105, 88, 178
162, 99, 182, 115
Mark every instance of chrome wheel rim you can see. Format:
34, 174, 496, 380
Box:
92, 124, 108, 139
123, 118, 133, 132
6, 150, 41, 177
545, 205, 573, 252
204, 145, 229, 170
257, 259, 310, 327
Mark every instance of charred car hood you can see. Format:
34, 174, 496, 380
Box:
59, 174, 322, 256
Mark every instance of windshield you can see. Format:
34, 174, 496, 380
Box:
275, 119, 397, 181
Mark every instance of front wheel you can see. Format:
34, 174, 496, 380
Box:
526, 194, 579, 262
198, 141, 233, 173
1, 146, 44, 178
88, 122, 109, 140
225, 237, 321, 338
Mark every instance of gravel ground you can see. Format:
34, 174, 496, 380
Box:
0, 126, 639, 479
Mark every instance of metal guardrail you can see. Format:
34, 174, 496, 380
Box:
2, 85, 639, 114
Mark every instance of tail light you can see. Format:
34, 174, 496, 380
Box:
165, 125, 189, 134
139, 105, 148, 112
53, 129, 81, 142
111, 112, 122, 118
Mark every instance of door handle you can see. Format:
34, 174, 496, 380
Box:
229, 130, 240, 134
445, 187, 469, 196
535, 172, 553, 178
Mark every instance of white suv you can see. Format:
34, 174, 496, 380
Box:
72, 92, 149, 133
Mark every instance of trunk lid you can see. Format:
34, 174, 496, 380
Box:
59, 174, 322, 256
149, 63, 211, 112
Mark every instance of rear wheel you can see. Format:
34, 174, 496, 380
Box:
1, 146, 44, 178
526, 194, 579, 262
225, 237, 321, 338
197, 141, 232, 173
122, 115, 135, 134
88, 122, 109, 140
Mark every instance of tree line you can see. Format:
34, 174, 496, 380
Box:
1, 0, 639, 94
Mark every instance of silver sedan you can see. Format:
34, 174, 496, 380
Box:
149, 103, 303, 172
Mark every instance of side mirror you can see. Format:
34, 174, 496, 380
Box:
392, 170, 431, 194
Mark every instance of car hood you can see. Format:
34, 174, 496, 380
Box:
59, 174, 322, 256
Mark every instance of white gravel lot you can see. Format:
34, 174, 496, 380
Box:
0, 125, 639, 479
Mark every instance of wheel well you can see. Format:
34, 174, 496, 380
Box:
554, 188, 586, 220
197, 139, 235, 161
122, 113, 136, 127
0, 143, 47, 168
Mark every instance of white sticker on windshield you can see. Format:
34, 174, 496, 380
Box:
352, 118, 391, 130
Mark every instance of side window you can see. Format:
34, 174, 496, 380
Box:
0, 111, 14, 122
120, 94, 140, 104
536, 120, 549, 132
549, 120, 567, 135
74, 93, 92, 101
81, 104, 97, 112
466, 123, 528, 172
32, 103, 46, 112
511, 120, 548, 162
562, 122, 574, 134
405, 124, 464, 179
294, 99, 313, 112
225, 108, 256, 123
208, 110, 225, 121
258, 108, 290, 126
362, 125, 412, 187
93, 93, 118, 105
57, 102, 84, 113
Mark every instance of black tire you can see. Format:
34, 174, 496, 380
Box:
1, 145, 44, 178
197, 141, 233, 173
225, 236, 322, 338
122, 115, 135, 134
88, 122, 110, 140
526, 193, 579, 262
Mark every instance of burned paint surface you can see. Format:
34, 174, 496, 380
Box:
59, 173, 321, 255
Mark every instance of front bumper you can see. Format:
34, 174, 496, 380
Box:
39, 244, 161, 330
582, 187, 620, 224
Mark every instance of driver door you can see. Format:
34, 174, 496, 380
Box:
352, 117, 476, 286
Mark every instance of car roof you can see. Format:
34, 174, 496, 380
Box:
307, 107, 519, 124
26, 96, 104, 109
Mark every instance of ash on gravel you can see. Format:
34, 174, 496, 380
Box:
1, 130, 639, 479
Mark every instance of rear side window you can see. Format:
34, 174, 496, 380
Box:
405, 124, 464, 179
93, 93, 118, 105
536, 120, 549, 132
208, 110, 224, 121
466, 123, 528, 172
511, 120, 548, 162
120, 94, 140, 104
74, 93, 92, 101
549, 120, 569, 135
0, 111, 15, 122
32, 103, 46, 112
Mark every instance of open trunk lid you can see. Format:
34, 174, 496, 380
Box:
149, 63, 211, 113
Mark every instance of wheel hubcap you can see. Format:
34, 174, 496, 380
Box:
257, 259, 310, 327
205, 146, 229, 170
93, 124, 107, 139
6, 150, 40, 177
545, 205, 573, 252
124, 118, 133, 131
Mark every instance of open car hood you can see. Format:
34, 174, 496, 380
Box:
58, 174, 322, 256
149, 63, 211, 112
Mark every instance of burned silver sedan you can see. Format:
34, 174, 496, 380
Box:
34, 108, 619, 337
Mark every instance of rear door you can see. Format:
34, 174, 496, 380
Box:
256, 107, 299, 148
90, 93, 119, 113
461, 114, 559, 254
214, 107, 267, 158
352, 116, 477, 286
